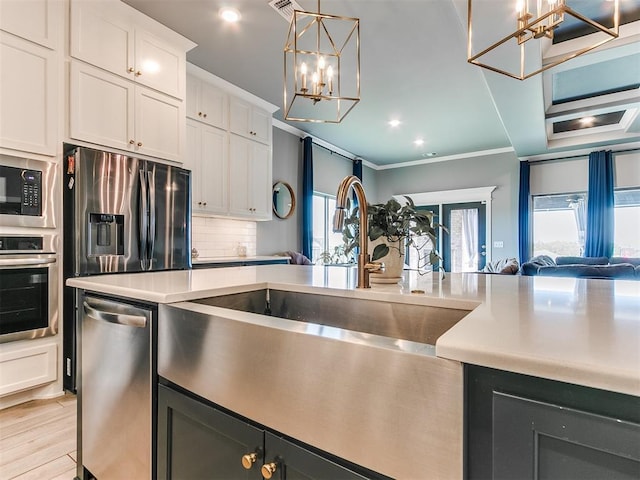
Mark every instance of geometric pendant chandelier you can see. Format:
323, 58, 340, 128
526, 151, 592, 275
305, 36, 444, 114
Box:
284, 0, 360, 123
467, 0, 620, 80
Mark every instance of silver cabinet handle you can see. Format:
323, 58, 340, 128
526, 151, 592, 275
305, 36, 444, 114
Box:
0, 257, 56, 267
83, 301, 147, 328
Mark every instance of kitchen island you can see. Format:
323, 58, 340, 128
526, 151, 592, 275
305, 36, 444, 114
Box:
67, 265, 640, 479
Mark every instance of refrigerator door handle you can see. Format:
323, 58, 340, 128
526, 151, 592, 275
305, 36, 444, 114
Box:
83, 301, 147, 328
147, 169, 156, 263
139, 168, 149, 270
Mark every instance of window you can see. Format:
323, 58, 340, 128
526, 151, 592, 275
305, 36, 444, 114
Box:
312, 193, 345, 263
614, 188, 640, 257
533, 193, 587, 258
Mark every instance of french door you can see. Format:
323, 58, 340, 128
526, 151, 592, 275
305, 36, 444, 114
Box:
442, 202, 487, 272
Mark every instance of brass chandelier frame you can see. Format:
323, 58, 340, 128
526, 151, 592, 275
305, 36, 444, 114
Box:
467, 0, 620, 80
284, 1, 360, 123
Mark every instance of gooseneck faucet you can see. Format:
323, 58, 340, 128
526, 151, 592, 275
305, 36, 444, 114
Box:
333, 175, 384, 288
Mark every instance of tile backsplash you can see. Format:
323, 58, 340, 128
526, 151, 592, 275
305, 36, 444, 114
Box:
192, 216, 257, 258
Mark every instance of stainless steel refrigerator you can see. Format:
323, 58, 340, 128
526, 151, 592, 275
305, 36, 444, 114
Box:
62, 145, 191, 392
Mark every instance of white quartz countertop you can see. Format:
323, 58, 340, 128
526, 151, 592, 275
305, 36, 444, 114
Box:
67, 265, 640, 396
192, 255, 288, 264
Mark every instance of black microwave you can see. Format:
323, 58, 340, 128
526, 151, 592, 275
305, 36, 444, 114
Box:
0, 165, 42, 216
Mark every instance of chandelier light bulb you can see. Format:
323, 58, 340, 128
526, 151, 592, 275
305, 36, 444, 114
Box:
300, 62, 308, 91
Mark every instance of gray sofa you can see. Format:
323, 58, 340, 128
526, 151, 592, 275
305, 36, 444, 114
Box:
521, 255, 640, 280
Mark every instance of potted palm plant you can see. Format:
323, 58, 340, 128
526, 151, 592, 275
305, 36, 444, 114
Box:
341, 196, 444, 282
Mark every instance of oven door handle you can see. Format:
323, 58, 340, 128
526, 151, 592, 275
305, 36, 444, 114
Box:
0, 257, 56, 267
83, 301, 147, 328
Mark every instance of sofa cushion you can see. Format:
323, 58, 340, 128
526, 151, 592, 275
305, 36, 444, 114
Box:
555, 256, 609, 266
537, 264, 636, 280
520, 255, 555, 276
610, 257, 640, 267
483, 257, 519, 274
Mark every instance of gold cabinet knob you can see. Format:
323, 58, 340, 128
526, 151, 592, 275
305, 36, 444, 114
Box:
135, 70, 142, 76
197, 201, 202, 206
129, 139, 135, 145
203, 113, 207, 118
261, 462, 277, 479
202, 202, 207, 206
198, 112, 203, 116
128, 67, 135, 73
241, 452, 257, 469
137, 142, 143, 147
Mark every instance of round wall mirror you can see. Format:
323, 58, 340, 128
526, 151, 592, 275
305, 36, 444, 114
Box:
272, 181, 296, 219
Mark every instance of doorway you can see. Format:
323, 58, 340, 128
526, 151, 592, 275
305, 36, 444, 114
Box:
443, 202, 487, 272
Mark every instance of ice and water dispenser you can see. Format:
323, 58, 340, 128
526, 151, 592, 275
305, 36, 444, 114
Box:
88, 213, 124, 256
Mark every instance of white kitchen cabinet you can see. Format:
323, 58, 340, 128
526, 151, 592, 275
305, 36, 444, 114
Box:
186, 75, 227, 129
186, 119, 228, 215
229, 96, 271, 145
70, 0, 191, 99
0, 0, 60, 49
70, 61, 184, 163
0, 32, 57, 156
228, 135, 272, 220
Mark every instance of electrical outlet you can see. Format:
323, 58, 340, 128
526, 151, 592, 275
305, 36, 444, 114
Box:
493, 241, 504, 248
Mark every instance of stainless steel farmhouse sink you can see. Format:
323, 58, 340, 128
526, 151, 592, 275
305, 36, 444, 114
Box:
195, 289, 470, 346
158, 289, 473, 478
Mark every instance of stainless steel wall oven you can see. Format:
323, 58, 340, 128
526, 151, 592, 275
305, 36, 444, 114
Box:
0, 234, 59, 342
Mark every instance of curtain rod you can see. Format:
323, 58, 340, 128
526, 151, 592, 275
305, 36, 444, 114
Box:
300, 137, 359, 163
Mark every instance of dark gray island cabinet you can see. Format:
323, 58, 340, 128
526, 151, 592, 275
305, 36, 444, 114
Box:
157, 383, 386, 480
465, 365, 640, 480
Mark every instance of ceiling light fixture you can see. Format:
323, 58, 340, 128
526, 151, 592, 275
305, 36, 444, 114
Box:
283, 0, 360, 123
219, 7, 240, 23
467, 0, 620, 80
388, 119, 401, 127
414, 139, 424, 146
579, 116, 596, 126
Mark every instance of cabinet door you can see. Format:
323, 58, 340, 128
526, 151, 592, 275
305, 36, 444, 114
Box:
0, 0, 60, 49
228, 135, 251, 216
264, 433, 370, 480
229, 136, 271, 219
69, 62, 134, 152
70, 0, 134, 79
0, 32, 57, 156
493, 392, 640, 480
248, 142, 272, 220
199, 125, 228, 214
199, 82, 227, 129
185, 119, 201, 206
134, 86, 184, 162
134, 30, 184, 99
158, 384, 264, 480
229, 97, 252, 138
186, 76, 227, 129
250, 106, 271, 144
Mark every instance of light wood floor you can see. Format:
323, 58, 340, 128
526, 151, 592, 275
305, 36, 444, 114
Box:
0, 394, 77, 480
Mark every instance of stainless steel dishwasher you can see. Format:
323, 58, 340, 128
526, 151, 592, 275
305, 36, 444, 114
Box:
80, 294, 154, 480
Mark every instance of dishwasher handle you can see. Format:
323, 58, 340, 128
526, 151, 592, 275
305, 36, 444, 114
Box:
83, 300, 148, 328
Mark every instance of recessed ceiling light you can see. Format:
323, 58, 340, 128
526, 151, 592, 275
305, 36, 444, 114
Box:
579, 116, 596, 126
388, 119, 401, 127
219, 7, 241, 23
414, 139, 424, 146
422, 152, 437, 157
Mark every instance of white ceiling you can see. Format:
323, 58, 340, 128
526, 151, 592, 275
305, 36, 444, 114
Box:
123, 0, 640, 166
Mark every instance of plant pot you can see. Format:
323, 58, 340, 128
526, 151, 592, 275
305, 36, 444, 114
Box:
368, 237, 404, 284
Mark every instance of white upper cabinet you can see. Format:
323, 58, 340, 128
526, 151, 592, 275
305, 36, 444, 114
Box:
0, 0, 60, 49
0, 32, 57, 156
70, 0, 194, 99
70, 61, 184, 163
228, 135, 272, 220
186, 75, 227, 129
229, 97, 272, 145
186, 119, 228, 215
